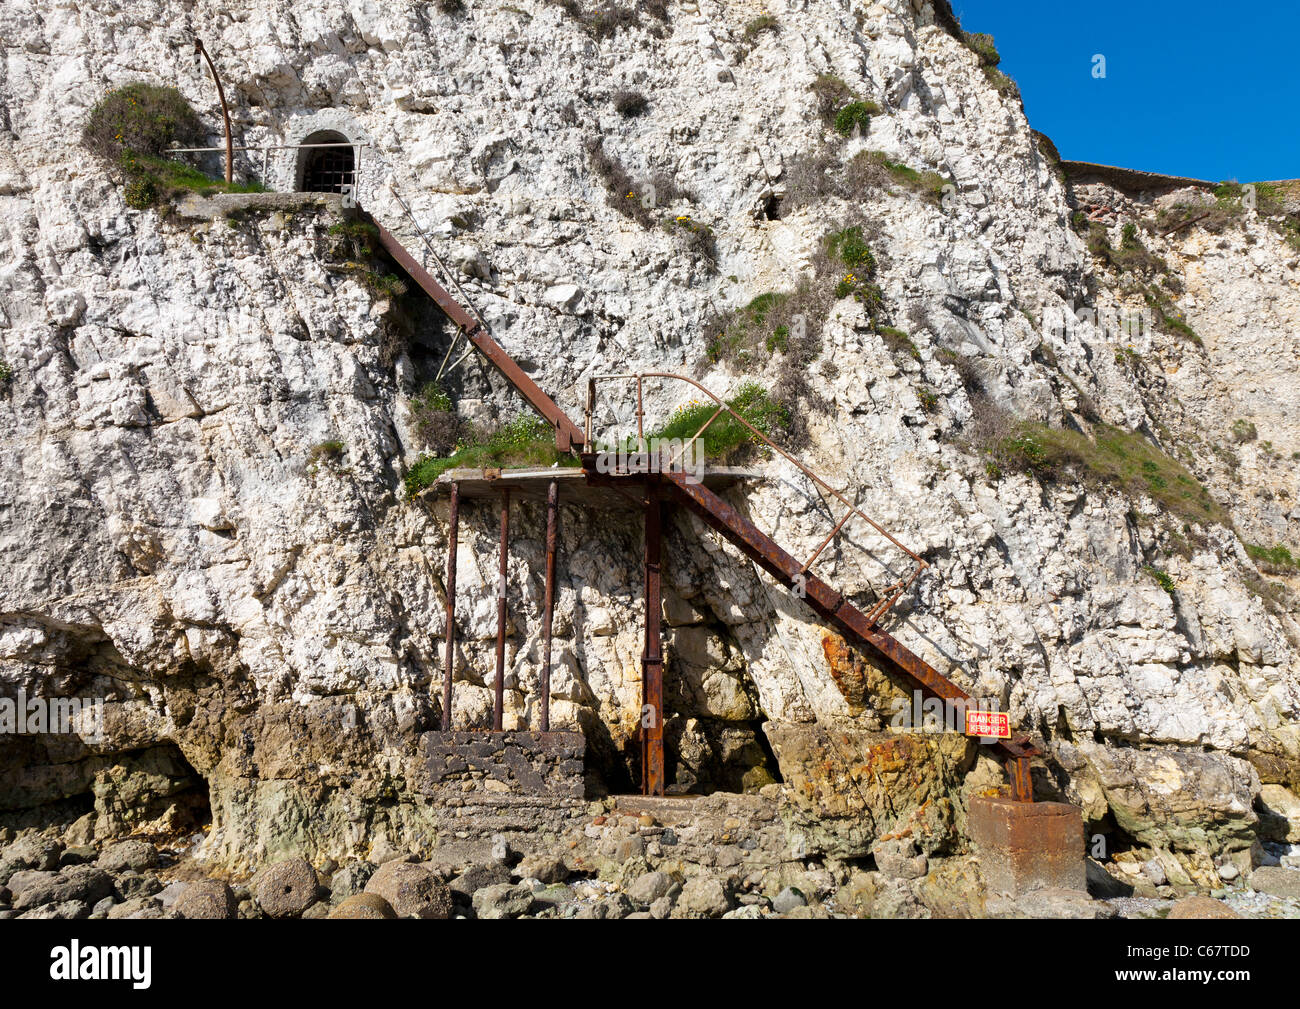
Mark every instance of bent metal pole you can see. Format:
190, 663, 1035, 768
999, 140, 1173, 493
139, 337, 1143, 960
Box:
193, 38, 234, 185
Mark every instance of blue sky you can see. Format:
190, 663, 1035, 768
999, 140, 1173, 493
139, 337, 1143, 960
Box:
951, 1, 1298, 182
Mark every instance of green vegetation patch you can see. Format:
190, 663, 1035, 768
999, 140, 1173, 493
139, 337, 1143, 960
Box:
1086, 222, 1168, 278
957, 29, 1018, 96
1246, 543, 1298, 571
328, 219, 381, 255
832, 100, 880, 137
1142, 286, 1202, 345
825, 225, 884, 312
405, 415, 580, 495
962, 32, 1001, 67
323, 218, 409, 300
743, 14, 779, 42
854, 151, 950, 204
810, 74, 855, 125
878, 326, 920, 360
985, 422, 1225, 527
410, 380, 463, 456
1144, 566, 1177, 595
646, 382, 791, 461
82, 83, 203, 162
82, 85, 265, 210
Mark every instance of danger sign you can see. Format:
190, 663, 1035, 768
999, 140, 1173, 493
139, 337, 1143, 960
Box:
965, 710, 1011, 739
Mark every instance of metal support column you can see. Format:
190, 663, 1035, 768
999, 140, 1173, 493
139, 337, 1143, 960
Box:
1007, 753, 1035, 804
442, 482, 460, 731
641, 494, 665, 796
493, 490, 510, 731
540, 481, 559, 733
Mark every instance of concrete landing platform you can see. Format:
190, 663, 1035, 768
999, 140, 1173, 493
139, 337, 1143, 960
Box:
424, 465, 761, 510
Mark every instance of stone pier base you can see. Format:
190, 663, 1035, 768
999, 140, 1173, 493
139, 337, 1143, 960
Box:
415, 731, 586, 799
968, 796, 1085, 896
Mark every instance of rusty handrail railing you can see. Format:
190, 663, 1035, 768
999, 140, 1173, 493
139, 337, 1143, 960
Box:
167, 141, 370, 189
585, 371, 930, 628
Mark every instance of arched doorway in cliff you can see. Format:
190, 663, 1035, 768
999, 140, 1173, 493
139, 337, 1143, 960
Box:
298, 130, 355, 193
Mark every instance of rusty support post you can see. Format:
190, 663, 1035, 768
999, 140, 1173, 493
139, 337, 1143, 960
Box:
442, 482, 460, 731
635, 375, 645, 447
540, 481, 559, 732
1006, 753, 1034, 803
193, 38, 234, 185
493, 490, 510, 731
641, 493, 665, 796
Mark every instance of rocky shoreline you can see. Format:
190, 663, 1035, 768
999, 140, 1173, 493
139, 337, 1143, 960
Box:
5, 792, 1299, 920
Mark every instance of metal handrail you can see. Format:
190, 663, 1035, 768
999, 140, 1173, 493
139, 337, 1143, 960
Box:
585, 371, 930, 627
166, 141, 370, 186
385, 183, 491, 336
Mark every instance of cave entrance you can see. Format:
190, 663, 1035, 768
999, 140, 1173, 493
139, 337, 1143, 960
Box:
93, 743, 211, 846
298, 130, 356, 194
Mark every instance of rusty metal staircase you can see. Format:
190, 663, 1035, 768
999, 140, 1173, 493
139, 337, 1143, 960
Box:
658, 471, 1036, 796
365, 197, 1037, 804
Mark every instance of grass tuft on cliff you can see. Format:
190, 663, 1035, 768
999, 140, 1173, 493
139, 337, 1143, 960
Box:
404, 415, 579, 495
981, 420, 1225, 527
1246, 543, 1298, 573
645, 382, 791, 461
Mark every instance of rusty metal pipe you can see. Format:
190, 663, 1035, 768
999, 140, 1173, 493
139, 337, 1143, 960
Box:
442, 482, 460, 730
540, 481, 559, 732
493, 489, 510, 731
193, 38, 234, 185
635, 376, 645, 446
641, 495, 665, 796
801, 503, 860, 573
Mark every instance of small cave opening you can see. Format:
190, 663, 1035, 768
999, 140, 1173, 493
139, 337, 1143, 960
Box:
762, 194, 782, 220
0, 740, 211, 848
661, 716, 784, 796
88, 743, 212, 848
585, 625, 786, 798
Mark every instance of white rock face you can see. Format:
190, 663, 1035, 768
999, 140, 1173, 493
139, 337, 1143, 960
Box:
0, 0, 1297, 876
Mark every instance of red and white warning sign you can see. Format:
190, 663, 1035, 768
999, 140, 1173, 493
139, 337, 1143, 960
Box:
965, 709, 1011, 739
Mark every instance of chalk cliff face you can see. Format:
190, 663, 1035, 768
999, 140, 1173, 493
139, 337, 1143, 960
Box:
1, 0, 1298, 884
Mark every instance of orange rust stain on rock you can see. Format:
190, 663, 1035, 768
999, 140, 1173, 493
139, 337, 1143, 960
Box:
821, 632, 868, 713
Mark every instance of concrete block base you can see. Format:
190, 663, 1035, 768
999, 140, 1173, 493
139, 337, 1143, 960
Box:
968, 796, 1085, 896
